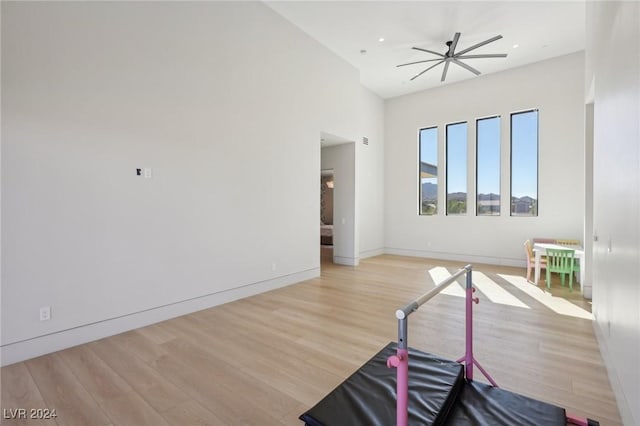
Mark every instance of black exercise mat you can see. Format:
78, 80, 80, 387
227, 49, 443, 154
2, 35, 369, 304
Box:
443, 380, 566, 426
300, 342, 464, 426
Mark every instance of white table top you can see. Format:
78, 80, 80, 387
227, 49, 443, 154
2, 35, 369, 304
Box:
533, 243, 584, 254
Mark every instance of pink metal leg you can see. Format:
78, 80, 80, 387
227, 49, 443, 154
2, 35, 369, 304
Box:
387, 348, 409, 426
456, 275, 498, 387
473, 359, 498, 387
566, 414, 589, 426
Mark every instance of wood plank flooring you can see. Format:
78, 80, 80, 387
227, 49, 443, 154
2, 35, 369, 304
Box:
1, 253, 623, 425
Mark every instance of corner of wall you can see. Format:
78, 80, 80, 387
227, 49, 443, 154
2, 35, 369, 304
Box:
592, 319, 635, 426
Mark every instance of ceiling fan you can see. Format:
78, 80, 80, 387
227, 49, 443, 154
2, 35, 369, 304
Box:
397, 32, 508, 82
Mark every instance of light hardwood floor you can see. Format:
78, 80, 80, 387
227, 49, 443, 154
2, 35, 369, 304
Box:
1, 253, 622, 425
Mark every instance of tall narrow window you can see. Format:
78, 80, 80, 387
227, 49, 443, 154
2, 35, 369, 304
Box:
476, 116, 501, 215
511, 110, 538, 216
446, 121, 467, 215
419, 127, 438, 215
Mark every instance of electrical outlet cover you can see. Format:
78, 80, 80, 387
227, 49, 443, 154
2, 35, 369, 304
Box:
39, 306, 51, 321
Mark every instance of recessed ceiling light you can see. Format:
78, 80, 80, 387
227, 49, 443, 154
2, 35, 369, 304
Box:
378, 37, 385, 42
513, 44, 519, 49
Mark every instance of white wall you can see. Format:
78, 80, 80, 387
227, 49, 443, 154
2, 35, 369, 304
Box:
384, 53, 585, 267
584, 103, 594, 300
358, 87, 385, 258
587, 2, 640, 425
1, 1, 364, 364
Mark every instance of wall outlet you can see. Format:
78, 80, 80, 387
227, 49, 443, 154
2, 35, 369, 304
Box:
272, 262, 277, 271
39, 306, 51, 321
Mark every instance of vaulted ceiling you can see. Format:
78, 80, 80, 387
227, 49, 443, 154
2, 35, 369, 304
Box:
265, 1, 585, 99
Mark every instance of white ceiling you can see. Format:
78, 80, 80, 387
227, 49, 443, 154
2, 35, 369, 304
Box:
265, 1, 586, 99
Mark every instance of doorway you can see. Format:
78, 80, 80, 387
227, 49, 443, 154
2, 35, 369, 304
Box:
320, 169, 334, 264
320, 132, 358, 266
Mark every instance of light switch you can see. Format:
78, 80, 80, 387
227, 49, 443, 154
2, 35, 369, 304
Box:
144, 168, 152, 178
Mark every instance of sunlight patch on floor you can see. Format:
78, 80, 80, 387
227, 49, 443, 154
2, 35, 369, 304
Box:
429, 267, 465, 297
499, 274, 593, 320
472, 272, 530, 309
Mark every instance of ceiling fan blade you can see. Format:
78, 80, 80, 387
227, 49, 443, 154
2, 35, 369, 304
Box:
448, 32, 461, 55
412, 47, 445, 57
441, 60, 450, 82
455, 35, 503, 56
396, 58, 446, 68
456, 53, 508, 59
452, 59, 481, 75
410, 60, 445, 81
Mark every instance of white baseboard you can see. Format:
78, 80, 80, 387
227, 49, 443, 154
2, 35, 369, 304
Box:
592, 319, 635, 426
359, 247, 384, 259
384, 247, 526, 268
0, 268, 319, 366
333, 255, 359, 266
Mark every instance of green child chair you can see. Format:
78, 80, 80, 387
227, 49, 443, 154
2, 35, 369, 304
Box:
545, 248, 575, 291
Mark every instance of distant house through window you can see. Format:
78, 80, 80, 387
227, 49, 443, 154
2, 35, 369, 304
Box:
419, 126, 438, 215
446, 121, 467, 215
511, 110, 539, 216
476, 116, 501, 215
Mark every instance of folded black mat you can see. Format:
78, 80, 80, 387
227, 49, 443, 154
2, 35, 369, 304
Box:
444, 380, 566, 426
300, 342, 569, 426
300, 342, 464, 426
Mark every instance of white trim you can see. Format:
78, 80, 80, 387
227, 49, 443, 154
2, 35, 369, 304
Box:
593, 319, 634, 426
359, 247, 384, 259
581, 285, 592, 300
0, 268, 319, 366
333, 256, 359, 266
384, 247, 526, 268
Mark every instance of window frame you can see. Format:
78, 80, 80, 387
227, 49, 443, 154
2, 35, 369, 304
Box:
418, 125, 439, 216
